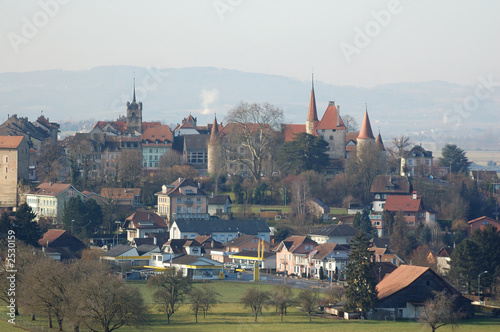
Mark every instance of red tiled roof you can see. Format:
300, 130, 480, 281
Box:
376, 265, 429, 300
123, 211, 168, 229
357, 111, 375, 140
384, 195, 422, 212
316, 102, 346, 130
0, 136, 24, 149
307, 86, 319, 122
36, 115, 51, 127
282, 124, 307, 142
38, 229, 66, 245
312, 242, 347, 261
142, 125, 173, 145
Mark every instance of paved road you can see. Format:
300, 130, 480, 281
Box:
223, 269, 343, 291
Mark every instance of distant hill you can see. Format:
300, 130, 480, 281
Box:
1, 66, 499, 150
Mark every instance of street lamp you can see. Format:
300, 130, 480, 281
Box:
478, 270, 488, 303
114, 221, 121, 247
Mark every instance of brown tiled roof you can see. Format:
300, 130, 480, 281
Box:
278, 236, 317, 254
384, 195, 422, 212
375, 133, 385, 150
223, 234, 259, 247
376, 265, 429, 299
123, 211, 168, 229
210, 116, 220, 141
357, 111, 375, 140
142, 125, 173, 145
0, 136, 24, 149
346, 132, 358, 143
370, 175, 411, 194
156, 178, 206, 197
312, 242, 347, 261
38, 229, 66, 245
101, 188, 141, 200
30, 182, 73, 197
467, 215, 498, 225
316, 102, 345, 130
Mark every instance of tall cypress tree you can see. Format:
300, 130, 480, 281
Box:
344, 231, 378, 317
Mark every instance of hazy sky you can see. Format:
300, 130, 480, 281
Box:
1, 0, 499, 87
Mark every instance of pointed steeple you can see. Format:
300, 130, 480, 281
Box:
132, 76, 136, 103
306, 74, 319, 135
357, 105, 375, 140
376, 130, 385, 151
210, 115, 219, 141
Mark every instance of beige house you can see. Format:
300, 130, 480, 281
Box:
0, 136, 29, 208
155, 178, 208, 222
25, 182, 84, 222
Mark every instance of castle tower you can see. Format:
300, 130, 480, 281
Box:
306, 76, 319, 135
207, 115, 221, 175
375, 131, 385, 152
126, 79, 143, 135
356, 107, 375, 154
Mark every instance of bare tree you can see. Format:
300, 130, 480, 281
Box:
386, 135, 411, 174
118, 149, 143, 188
79, 266, 149, 332
297, 288, 318, 322
269, 285, 294, 322
325, 287, 345, 305
36, 138, 67, 183
418, 291, 464, 332
148, 267, 192, 324
188, 283, 220, 323
223, 102, 284, 182
342, 114, 359, 132
240, 286, 270, 322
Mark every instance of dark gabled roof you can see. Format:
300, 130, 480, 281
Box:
133, 238, 155, 246
370, 175, 411, 194
403, 145, 433, 158
208, 195, 231, 205
105, 245, 137, 257
173, 219, 270, 235
437, 247, 454, 258
136, 244, 159, 255
163, 239, 205, 254
277, 236, 317, 254
371, 237, 391, 249
184, 134, 209, 150
171, 254, 220, 266
308, 224, 359, 237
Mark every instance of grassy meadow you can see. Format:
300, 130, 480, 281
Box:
2, 280, 499, 331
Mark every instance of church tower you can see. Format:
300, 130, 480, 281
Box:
207, 115, 221, 175
306, 76, 319, 135
356, 107, 375, 155
126, 79, 143, 135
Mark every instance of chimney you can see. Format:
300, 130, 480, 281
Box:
412, 191, 417, 200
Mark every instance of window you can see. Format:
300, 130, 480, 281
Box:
392, 258, 397, 265
176, 198, 182, 203
196, 198, 202, 203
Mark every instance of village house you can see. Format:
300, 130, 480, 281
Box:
38, 229, 86, 260
155, 178, 209, 222
468, 215, 500, 234
307, 223, 359, 245
400, 145, 433, 177
100, 187, 142, 208
122, 211, 169, 242
207, 194, 232, 215
25, 182, 84, 222
384, 192, 429, 228
374, 265, 472, 320
436, 247, 454, 276
275, 235, 318, 276
309, 242, 350, 280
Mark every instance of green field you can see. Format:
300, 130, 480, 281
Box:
2, 280, 499, 331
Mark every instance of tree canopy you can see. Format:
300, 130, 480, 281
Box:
278, 132, 329, 175
438, 144, 471, 174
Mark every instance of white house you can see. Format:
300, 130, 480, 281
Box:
170, 219, 271, 244
122, 211, 169, 242
309, 243, 349, 280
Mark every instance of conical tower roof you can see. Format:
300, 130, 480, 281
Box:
307, 78, 318, 122
210, 115, 219, 141
358, 110, 375, 140
376, 132, 385, 150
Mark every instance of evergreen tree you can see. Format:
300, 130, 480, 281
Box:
390, 211, 412, 259
14, 203, 42, 246
0, 212, 12, 236
278, 132, 329, 175
344, 231, 378, 317
61, 197, 102, 239
449, 239, 482, 294
353, 209, 377, 238
470, 225, 500, 290
438, 144, 470, 174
